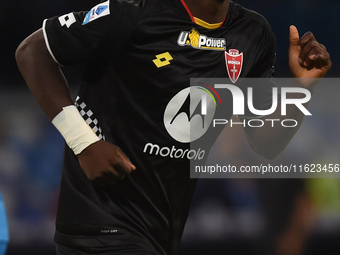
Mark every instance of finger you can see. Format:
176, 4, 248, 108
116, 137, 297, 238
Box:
299, 41, 326, 66
116, 148, 136, 171
317, 43, 327, 51
310, 52, 332, 70
112, 154, 135, 175
304, 48, 326, 67
108, 167, 125, 181
298, 32, 317, 62
299, 31, 316, 48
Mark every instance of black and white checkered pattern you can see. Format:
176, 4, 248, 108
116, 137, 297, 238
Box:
75, 96, 105, 140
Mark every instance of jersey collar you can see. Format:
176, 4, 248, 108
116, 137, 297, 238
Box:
193, 17, 224, 29
177, 0, 228, 29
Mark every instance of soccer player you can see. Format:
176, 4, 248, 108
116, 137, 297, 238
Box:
16, 0, 331, 254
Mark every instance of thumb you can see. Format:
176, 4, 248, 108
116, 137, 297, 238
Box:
289, 25, 300, 47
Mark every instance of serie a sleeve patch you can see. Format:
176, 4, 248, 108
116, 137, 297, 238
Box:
82, 0, 110, 25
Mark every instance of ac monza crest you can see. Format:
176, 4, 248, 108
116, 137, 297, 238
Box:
225, 49, 243, 83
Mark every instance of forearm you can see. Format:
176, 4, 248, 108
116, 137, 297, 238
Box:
15, 29, 73, 120
15, 26, 136, 181
244, 81, 313, 159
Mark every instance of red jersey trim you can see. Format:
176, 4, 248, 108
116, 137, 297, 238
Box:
179, 0, 226, 27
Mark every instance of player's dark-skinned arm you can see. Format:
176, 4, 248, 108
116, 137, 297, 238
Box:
16, 29, 135, 185
243, 26, 332, 160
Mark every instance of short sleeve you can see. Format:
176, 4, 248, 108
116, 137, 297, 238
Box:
43, 0, 143, 66
249, 18, 276, 78
238, 19, 277, 119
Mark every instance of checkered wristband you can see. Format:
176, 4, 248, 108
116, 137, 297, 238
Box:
52, 105, 100, 155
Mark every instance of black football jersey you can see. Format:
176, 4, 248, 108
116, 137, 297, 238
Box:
43, 0, 276, 254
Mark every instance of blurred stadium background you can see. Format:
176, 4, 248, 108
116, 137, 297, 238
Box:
1, 0, 340, 254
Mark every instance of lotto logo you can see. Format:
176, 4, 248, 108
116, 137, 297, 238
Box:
153, 52, 173, 68
58, 13, 76, 28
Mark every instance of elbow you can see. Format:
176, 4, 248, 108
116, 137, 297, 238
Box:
15, 29, 47, 71
15, 34, 36, 72
15, 40, 29, 69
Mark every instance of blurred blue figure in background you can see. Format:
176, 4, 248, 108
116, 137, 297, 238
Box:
0, 192, 9, 255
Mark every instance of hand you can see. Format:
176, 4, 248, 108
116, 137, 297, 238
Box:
77, 140, 136, 186
289, 25, 332, 88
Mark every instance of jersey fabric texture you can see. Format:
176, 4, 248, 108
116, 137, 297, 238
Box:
43, 0, 276, 254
